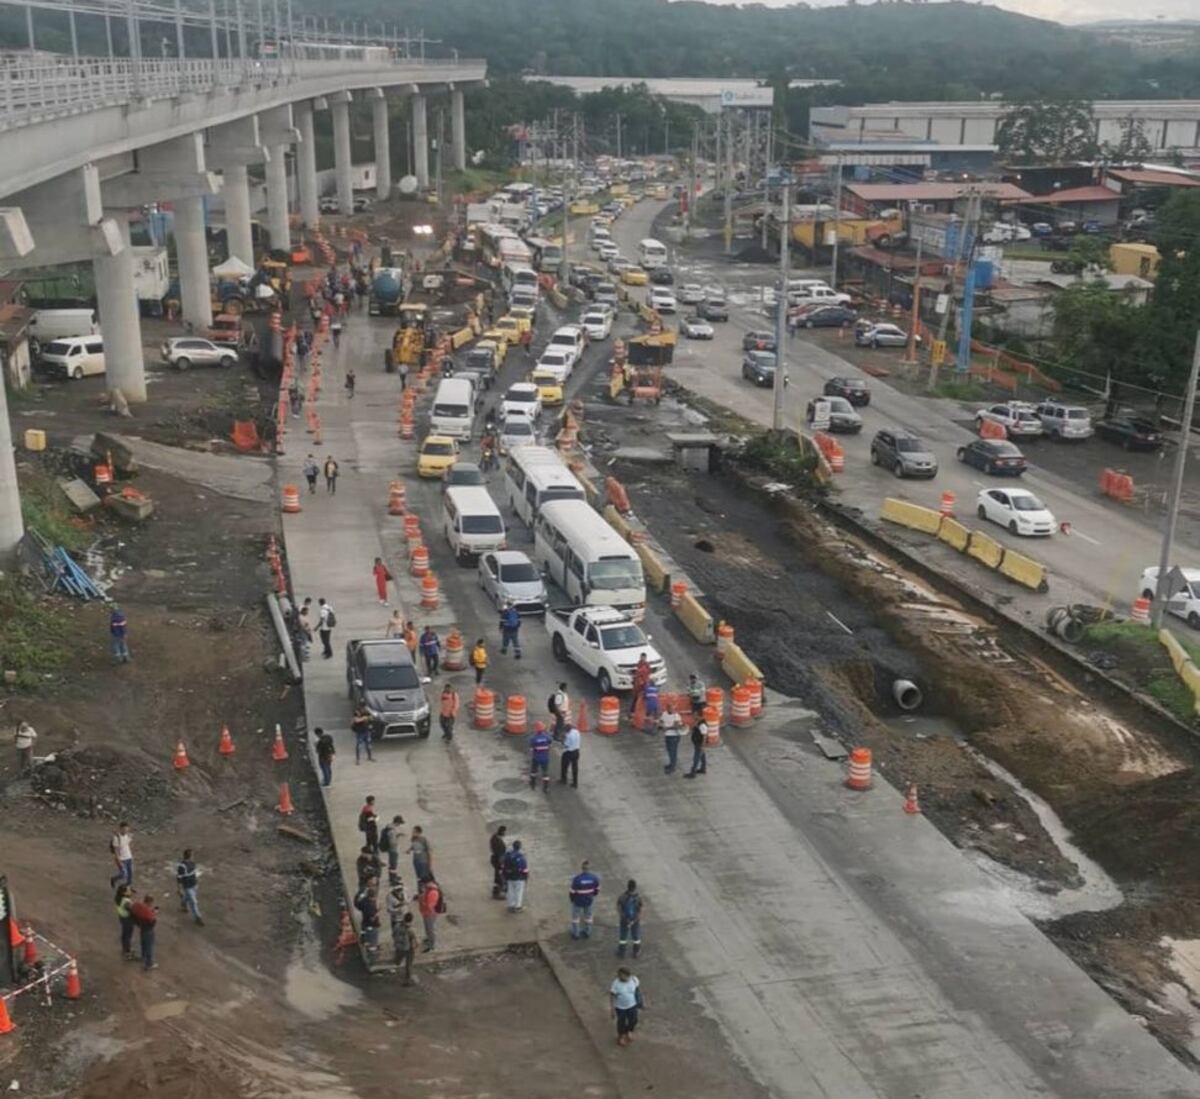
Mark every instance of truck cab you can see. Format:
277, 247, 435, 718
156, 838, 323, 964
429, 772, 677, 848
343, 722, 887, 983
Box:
545, 606, 667, 696
345, 639, 431, 739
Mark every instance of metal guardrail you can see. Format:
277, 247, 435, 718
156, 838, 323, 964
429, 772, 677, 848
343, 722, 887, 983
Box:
0, 51, 484, 131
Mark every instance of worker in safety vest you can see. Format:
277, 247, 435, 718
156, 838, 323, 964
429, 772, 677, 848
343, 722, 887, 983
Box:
529, 722, 553, 793
569, 860, 601, 940
439, 684, 460, 742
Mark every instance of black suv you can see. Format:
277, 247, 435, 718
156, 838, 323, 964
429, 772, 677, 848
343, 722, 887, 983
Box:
345, 640, 431, 739
742, 350, 777, 386
824, 376, 871, 406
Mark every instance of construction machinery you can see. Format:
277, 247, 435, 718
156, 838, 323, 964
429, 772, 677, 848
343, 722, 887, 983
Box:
369, 268, 405, 316
392, 302, 429, 366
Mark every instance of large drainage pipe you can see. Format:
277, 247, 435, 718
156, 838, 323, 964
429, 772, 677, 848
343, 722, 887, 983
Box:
1045, 605, 1086, 644
892, 679, 923, 712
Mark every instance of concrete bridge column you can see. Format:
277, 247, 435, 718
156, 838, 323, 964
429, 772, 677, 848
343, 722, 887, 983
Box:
0, 207, 31, 557
451, 88, 467, 172
173, 195, 212, 330
330, 91, 354, 215
223, 164, 254, 265
264, 145, 290, 251
294, 100, 320, 227
93, 214, 146, 403
412, 93, 429, 189
369, 89, 392, 200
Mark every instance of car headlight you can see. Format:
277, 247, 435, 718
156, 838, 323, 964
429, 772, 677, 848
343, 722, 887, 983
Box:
414, 702, 430, 720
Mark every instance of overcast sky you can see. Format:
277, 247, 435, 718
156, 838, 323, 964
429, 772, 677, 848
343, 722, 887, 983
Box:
690, 0, 1198, 26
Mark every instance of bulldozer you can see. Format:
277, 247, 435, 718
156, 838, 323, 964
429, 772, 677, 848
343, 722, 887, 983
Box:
392, 302, 430, 367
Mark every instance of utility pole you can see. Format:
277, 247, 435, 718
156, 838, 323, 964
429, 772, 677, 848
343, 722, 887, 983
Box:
772, 177, 791, 432
616, 114, 622, 159
686, 127, 698, 239
434, 106, 444, 209
928, 189, 979, 390
903, 236, 923, 366
723, 111, 733, 255
829, 153, 843, 290
1152, 330, 1200, 627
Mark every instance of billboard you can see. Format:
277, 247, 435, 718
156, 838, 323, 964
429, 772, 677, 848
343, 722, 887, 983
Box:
718, 87, 774, 109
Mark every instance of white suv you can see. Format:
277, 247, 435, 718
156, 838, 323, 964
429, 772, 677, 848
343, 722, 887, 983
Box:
1036, 401, 1093, 440
161, 338, 238, 370
1139, 566, 1200, 629
649, 288, 677, 314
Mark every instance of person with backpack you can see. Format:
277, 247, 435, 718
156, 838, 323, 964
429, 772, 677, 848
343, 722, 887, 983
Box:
616, 880, 644, 958
358, 795, 380, 853
302, 454, 319, 494
498, 601, 522, 658
393, 907, 417, 984
356, 846, 382, 887
129, 894, 159, 971
314, 726, 335, 786
549, 683, 570, 740
503, 840, 529, 912
528, 722, 552, 794
569, 860, 600, 940
317, 597, 336, 659
417, 876, 444, 952
379, 814, 406, 875
372, 557, 392, 606
175, 848, 203, 926
351, 705, 374, 765
356, 878, 380, 959
470, 638, 489, 684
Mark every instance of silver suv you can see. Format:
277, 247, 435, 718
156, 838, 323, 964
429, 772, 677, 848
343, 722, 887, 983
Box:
871, 428, 938, 479
162, 338, 238, 370
1035, 400, 1093, 440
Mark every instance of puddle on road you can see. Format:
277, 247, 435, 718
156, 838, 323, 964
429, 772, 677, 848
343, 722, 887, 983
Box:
967, 749, 1124, 920
284, 926, 365, 1021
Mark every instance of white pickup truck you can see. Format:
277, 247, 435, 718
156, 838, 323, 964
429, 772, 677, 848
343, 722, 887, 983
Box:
545, 606, 668, 696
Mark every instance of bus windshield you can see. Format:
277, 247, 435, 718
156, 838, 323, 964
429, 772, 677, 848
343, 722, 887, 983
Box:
589, 558, 643, 590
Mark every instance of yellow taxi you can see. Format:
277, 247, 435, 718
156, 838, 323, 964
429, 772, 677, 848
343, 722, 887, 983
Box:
476, 337, 507, 366
506, 306, 536, 332
491, 315, 527, 343
569, 200, 599, 216
417, 435, 460, 479
529, 369, 564, 407
620, 193, 639, 208
621, 267, 648, 286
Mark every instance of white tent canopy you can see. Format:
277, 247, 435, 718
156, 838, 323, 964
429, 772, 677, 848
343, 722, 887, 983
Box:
211, 256, 254, 278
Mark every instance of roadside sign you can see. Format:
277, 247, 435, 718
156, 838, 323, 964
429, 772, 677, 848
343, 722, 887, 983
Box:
931, 340, 947, 367
935, 293, 950, 315
811, 398, 831, 431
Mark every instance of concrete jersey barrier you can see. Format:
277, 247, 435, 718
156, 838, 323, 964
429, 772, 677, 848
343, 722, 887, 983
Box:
937, 517, 971, 552
721, 641, 764, 685
1157, 628, 1200, 715
636, 542, 669, 594
967, 530, 1004, 570
998, 548, 1049, 592
880, 497, 943, 536
675, 590, 716, 645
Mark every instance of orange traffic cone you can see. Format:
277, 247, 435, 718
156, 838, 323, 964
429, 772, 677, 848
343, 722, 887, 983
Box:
21, 925, 36, 965
575, 700, 590, 734
0, 995, 14, 1035
218, 724, 236, 755
64, 960, 82, 1000
334, 906, 358, 949
7, 915, 23, 949
630, 694, 646, 732
271, 724, 289, 762
903, 784, 922, 815
276, 782, 295, 815
173, 740, 190, 770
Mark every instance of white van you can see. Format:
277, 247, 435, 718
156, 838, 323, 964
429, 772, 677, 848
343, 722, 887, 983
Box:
638, 238, 668, 268
30, 309, 99, 356
443, 486, 506, 563
504, 446, 587, 527
533, 499, 646, 620
502, 262, 539, 298
430, 377, 475, 440
40, 335, 105, 380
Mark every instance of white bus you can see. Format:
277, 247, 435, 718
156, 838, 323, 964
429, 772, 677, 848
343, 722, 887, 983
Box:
430, 377, 475, 440
534, 499, 646, 619
637, 238, 668, 268
501, 261, 540, 298
503, 446, 587, 527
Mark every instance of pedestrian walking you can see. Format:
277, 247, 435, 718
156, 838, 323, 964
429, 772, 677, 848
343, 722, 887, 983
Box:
358, 795, 380, 853
408, 825, 432, 881
417, 876, 443, 951
373, 557, 393, 606
114, 883, 136, 960
549, 683, 570, 740
379, 814, 406, 875
314, 726, 335, 786
345, 368, 356, 399
399, 360, 409, 390
403, 620, 418, 658
176, 849, 203, 926
569, 860, 600, 939
323, 455, 339, 494
687, 672, 705, 715
643, 679, 660, 726
629, 653, 651, 716
297, 598, 314, 660
470, 637, 488, 684
499, 601, 522, 658
419, 626, 441, 676
560, 722, 581, 788
489, 825, 508, 899
303, 453, 319, 493
356, 846, 382, 887
616, 880, 643, 958
130, 894, 159, 971
685, 713, 708, 779
15, 720, 36, 774
392, 901, 417, 984
351, 705, 374, 764
659, 702, 684, 774
610, 967, 644, 1045
110, 606, 131, 663
317, 597, 336, 659
331, 317, 343, 347
385, 609, 405, 638
503, 840, 529, 912
109, 822, 134, 888
529, 722, 552, 793
439, 683, 460, 741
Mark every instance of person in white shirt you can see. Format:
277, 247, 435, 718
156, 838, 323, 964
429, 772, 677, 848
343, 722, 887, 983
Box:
109, 822, 134, 888
609, 967, 644, 1046
658, 703, 684, 774
559, 724, 581, 788
14, 721, 36, 774
317, 597, 335, 659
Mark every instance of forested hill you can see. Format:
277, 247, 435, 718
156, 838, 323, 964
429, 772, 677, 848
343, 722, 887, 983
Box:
357, 0, 1200, 100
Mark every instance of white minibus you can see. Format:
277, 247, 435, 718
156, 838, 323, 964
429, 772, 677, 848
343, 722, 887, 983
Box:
443, 486, 506, 563
504, 447, 587, 527
430, 377, 475, 440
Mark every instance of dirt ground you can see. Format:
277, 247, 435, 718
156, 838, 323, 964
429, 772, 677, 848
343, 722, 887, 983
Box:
595, 395, 1200, 1066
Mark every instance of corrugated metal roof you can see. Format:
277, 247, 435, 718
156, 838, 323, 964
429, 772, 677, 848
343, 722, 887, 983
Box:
846, 182, 1032, 202
1023, 186, 1119, 204
1108, 168, 1200, 188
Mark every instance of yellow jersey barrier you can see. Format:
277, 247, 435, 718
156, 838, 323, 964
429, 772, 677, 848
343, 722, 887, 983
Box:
636, 543, 669, 594
675, 590, 716, 645
1158, 629, 1200, 715
998, 549, 1048, 592
450, 327, 474, 349
966, 530, 1004, 570
722, 642, 764, 686
880, 498, 943, 536
603, 503, 634, 542
937, 517, 970, 552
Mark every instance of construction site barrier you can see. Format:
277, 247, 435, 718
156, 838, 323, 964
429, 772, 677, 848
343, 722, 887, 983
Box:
1100, 468, 1134, 502
675, 590, 716, 645
846, 747, 873, 790
450, 327, 474, 349
420, 573, 440, 609
670, 581, 687, 609
721, 641, 765, 686
966, 530, 1005, 570
444, 630, 465, 671
998, 549, 1049, 592
702, 705, 721, 747
473, 688, 496, 729
281, 484, 302, 514
636, 543, 669, 594
597, 696, 620, 735
730, 686, 752, 727
410, 545, 430, 577
937, 516, 971, 552
746, 677, 764, 717
603, 503, 635, 543
716, 622, 734, 656
504, 695, 528, 736
880, 497, 943, 536
1159, 628, 1192, 676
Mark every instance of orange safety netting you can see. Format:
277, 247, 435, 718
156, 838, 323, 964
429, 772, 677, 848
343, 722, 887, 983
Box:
231, 420, 261, 451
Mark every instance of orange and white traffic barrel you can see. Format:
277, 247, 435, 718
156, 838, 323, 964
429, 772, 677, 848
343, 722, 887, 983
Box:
444, 629, 466, 671
846, 747, 873, 790
281, 484, 302, 514
597, 696, 620, 736
504, 695, 528, 736
473, 688, 496, 729
420, 573, 440, 610
409, 545, 430, 577
730, 686, 752, 728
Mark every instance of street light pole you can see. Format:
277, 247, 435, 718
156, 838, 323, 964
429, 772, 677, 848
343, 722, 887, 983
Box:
1151, 328, 1200, 628
772, 178, 791, 432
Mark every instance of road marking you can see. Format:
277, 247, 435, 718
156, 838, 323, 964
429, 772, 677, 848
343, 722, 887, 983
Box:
826, 611, 854, 635
1068, 528, 1101, 546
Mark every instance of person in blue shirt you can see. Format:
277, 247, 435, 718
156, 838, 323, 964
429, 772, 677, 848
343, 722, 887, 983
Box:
419, 625, 440, 676
499, 601, 522, 659
109, 607, 131, 663
529, 721, 552, 793
569, 860, 601, 940
503, 839, 529, 912
617, 880, 643, 959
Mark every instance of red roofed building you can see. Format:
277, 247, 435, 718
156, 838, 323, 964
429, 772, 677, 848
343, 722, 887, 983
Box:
1008, 184, 1121, 227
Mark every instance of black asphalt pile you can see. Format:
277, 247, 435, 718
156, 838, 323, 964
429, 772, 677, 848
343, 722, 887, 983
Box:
31, 744, 176, 824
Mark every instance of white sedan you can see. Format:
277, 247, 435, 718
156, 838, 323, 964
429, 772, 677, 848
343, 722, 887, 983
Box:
976, 488, 1056, 537
677, 283, 705, 305
679, 315, 714, 339
501, 382, 542, 423
649, 288, 677, 314
498, 412, 538, 455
